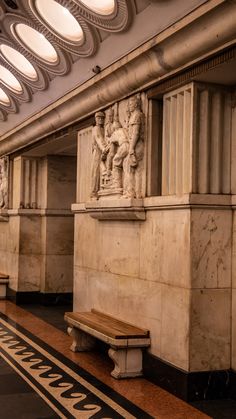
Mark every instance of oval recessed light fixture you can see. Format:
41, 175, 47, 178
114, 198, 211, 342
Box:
0, 64, 22, 93
35, 0, 84, 43
0, 87, 10, 106
80, 0, 115, 15
15, 23, 58, 63
0, 44, 38, 80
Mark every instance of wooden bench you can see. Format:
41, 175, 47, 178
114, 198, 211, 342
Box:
64, 309, 150, 379
0, 273, 9, 299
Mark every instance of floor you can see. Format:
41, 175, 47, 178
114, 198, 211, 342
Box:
0, 301, 233, 419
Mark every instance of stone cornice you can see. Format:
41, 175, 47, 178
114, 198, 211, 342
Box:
0, 0, 235, 156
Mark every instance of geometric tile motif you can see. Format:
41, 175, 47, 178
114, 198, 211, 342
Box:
0, 314, 153, 419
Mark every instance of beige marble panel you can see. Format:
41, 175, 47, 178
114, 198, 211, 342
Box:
117, 276, 162, 357
74, 214, 102, 271
7, 216, 20, 253
12, 157, 22, 209
140, 210, 191, 288
75, 215, 141, 279
5, 252, 19, 291
160, 285, 190, 371
47, 156, 76, 210
99, 221, 141, 278
191, 209, 232, 288
73, 267, 119, 315
42, 254, 73, 293
189, 288, 231, 371
232, 210, 236, 289
18, 254, 41, 291
0, 222, 9, 252
44, 216, 74, 255
231, 289, 236, 370
73, 266, 89, 312
19, 216, 41, 254
0, 217, 20, 290
117, 276, 161, 324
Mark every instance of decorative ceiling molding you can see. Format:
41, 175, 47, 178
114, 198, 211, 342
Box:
0, 0, 132, 119
0, 36, 49, 88
24, 0, 99, 56
2, 14, 71, 75
71, 0, 133, 32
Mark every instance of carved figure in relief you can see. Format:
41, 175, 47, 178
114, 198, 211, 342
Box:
91, 94, 145, 199
123, 94, 144, 198
0, 157, 8, 209
105, 107, 115, 143
102, 107, 115, 187
108, 94, 144, 198
106, 107, 124, 183
90, 111, 108, 199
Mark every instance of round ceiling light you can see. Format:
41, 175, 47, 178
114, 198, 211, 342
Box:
0, 44, 38, 80
35, 0, 84, 43
80, 0, 115, 15
15, 24, 58, 63
0, 65, 22, 93
0, 88, 10, 106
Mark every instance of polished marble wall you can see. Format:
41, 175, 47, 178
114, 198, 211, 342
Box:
73, 82, 234, 373
0, 155, 76, 295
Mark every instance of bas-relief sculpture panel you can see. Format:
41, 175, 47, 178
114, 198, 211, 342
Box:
0, 157, 9, 209
90, 94, 145, 200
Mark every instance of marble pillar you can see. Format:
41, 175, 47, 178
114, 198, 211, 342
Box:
73, 82, 234, 376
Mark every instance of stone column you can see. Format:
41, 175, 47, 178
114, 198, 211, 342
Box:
3, 154, 76, 303
161, 82, 232, 375
231, 96, 236, 373
7, 156, 42, 296
40, 155, 76, 302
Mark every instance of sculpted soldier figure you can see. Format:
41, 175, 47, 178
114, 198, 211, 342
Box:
90, 111, 108, 199
109, 94, 144, 197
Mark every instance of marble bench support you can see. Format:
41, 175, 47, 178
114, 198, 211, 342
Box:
67, 326, 96, 352
65, 312, 150, 379
108, 347, 143, 379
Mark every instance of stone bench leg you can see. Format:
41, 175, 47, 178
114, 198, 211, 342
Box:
67, 326, 96, 352
108, 347, 143, 379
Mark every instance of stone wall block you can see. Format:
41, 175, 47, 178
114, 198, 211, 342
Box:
190, 288, 231, 371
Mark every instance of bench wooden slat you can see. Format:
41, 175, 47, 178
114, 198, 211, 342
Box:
91, 309, 149, 337
65, 311, 149, 339
0, 273, 9, 279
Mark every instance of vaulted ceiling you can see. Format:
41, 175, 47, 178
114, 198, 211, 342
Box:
0, 0, 134, 120
0, 0, 208, 137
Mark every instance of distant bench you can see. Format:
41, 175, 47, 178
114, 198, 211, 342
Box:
0, 273, 9, 299
64, 309, 150, 379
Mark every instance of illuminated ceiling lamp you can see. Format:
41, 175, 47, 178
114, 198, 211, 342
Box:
79, 0, 115, 15
0, 44, 38, 80
0, 87, 10, 106
0, 64, 22, 93
15, 24, 58, 63
34, 0, 84, 43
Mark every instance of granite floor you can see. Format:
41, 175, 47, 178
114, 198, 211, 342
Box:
0, 300, 233, 418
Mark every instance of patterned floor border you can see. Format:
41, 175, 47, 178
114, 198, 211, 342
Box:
0, 312, 153, 419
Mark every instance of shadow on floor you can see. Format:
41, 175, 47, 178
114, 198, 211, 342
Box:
20, 303, 236, 419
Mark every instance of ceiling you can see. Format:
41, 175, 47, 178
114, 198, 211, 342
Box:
0, 0, 134, 121
0, 0, 209, 138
